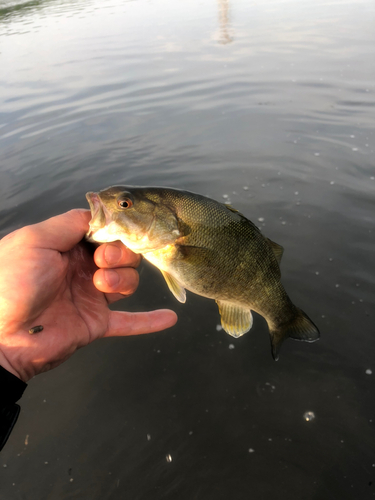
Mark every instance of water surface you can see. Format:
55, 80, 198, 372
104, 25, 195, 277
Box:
1, 0, 374, 498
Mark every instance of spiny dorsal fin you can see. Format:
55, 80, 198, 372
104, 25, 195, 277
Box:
266, 238, 284, 265
225, 204, 245, 217
216, 300, 253, 338
161, 270, 186, 303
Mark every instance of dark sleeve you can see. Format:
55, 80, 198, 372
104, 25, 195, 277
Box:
0, 365, 28, 451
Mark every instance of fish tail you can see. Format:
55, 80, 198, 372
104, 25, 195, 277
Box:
269, 307, 320, 361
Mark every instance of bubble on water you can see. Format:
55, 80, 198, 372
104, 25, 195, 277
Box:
350, 135, 355, 138
258, 217, 265, 222
352, 148, 358, 151
222, 194, 229, 199
228, 344, 235, 350
216, 324, 222, 331
335, 284, 340, 288
248, 448, 255, 453
265, 382, 276, 392
314, 152, 320, 156
281, 221, 286, 225
243, 186, 249, 191
365, 369, 372, 375
147, 434, 151, 441
303, 411, 315, 422
315, 271, 320, 275
294, 191, 299, 195
330, 181, 335, 185
166, 454, 173, 463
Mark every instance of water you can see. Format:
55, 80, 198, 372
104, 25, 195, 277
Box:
1, 0, 374, 498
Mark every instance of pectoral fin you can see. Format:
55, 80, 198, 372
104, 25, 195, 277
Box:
216, 300, 253, 338
161, 270, 186, 303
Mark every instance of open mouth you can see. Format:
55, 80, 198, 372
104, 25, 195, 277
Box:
85, 192, 107, 240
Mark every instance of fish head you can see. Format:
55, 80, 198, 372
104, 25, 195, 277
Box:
86, 186, 181, 253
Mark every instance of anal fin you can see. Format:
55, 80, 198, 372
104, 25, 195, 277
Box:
216, 300, 253, 338
161, 270, 186, 303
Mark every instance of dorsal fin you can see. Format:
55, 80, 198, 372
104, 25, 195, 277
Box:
266, 238, 284, 265
225, 204, 246, 217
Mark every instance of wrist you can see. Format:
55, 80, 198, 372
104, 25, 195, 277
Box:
0, 350, 24, 382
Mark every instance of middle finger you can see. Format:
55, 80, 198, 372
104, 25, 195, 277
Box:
94, 242, 141, 269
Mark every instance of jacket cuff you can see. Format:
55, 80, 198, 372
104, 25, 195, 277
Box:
0, 365, 28, 451
0, 365, 27, 403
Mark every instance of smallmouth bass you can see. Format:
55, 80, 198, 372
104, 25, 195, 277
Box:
86, 186, 319, 359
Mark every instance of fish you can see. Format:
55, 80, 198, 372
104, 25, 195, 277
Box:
86, 186, 319, 359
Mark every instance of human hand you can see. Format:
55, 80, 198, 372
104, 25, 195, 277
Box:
0, 210, 177, 382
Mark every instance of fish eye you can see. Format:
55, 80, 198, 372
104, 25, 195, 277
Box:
117, 198, 133, 209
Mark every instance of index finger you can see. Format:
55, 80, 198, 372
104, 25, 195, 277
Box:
26, 209, 91, 252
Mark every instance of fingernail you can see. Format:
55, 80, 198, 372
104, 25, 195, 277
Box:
104, 244, 122, 265
104, 269, 120, 288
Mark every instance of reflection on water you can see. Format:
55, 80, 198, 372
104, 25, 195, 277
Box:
0, 0, 73, 20
0, 0, 374, 499
0, 0, 42, 16
216, 0, 233, 44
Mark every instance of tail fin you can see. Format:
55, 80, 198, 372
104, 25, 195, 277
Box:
270, 308, 320, 361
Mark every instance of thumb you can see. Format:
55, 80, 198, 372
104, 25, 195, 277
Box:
103, 309, 178, 337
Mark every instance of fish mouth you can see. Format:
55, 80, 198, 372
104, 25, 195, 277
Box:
85, 192, 111, 240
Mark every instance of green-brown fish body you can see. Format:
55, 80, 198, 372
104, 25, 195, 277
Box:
86, 186, 319, 359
